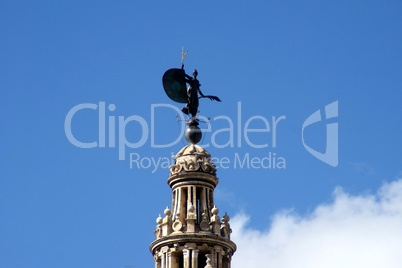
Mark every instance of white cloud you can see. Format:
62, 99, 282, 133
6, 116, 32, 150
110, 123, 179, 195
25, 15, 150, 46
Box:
231, 175, 402, 268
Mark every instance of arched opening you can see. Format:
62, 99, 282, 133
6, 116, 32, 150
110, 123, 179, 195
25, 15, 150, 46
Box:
178, 252, 184, 268
170, 251, 181, 268
197, 251, 208, 268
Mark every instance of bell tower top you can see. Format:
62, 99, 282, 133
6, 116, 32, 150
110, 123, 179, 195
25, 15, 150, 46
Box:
152, 54, 235, 267
150, 144, 236, 268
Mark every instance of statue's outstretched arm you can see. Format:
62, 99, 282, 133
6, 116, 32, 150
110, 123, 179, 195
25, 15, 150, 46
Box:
199, 93, 221, 102
197, 88, 206, 98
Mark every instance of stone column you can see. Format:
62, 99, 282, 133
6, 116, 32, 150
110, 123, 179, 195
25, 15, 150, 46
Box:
183, 249, 190, 268
154, 252, 161, 268
192, 249, 199, 268
166, 251, 174, 268
191, 186, 196, 209
201, 187, 207, 218
160, 252, 166, 268
209, 249, 215, 268
187, 186, 192, 208
227, 256, 232, 268
214, 246, 222, 268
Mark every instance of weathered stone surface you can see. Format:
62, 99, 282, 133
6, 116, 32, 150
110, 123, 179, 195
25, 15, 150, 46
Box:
151, 145, 236, 268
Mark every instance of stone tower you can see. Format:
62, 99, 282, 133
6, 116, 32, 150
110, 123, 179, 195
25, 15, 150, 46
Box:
150, 144, 236, 268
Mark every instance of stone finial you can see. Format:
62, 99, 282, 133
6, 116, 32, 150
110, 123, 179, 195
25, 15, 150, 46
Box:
188, 204, 196, 213
164, 206, 172, 216
210, 205, 221, 235
161, 206, 173, 236
156, 214, 163, 225
199, 211, 210, 231
222, 212, 230, 223
186, 204, 197, 232
221, 212, 232, 239
187, 204, 196, 219
154, 214, 163, 239
211, 205, 219, 216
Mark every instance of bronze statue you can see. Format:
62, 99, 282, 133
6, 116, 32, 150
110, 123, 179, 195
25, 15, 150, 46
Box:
162, 50, 221, 144
163, 65, 221, 119
181, 67, 221, 118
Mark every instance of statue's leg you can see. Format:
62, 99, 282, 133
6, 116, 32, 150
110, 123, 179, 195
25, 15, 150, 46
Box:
190, 98, 199, 118
189, 103, 197, 118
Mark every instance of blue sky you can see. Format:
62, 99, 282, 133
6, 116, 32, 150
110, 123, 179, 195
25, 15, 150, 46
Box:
1, 1, 401, 267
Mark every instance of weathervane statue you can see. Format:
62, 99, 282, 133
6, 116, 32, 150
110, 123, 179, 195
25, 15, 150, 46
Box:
162, 48, 221, 144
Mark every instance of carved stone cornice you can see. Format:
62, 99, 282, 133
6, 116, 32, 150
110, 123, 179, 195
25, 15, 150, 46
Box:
169, 144, 217, 176
150, 233, 237, 255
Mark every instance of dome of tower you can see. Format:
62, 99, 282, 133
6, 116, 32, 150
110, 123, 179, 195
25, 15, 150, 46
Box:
169, 144, 217, 176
